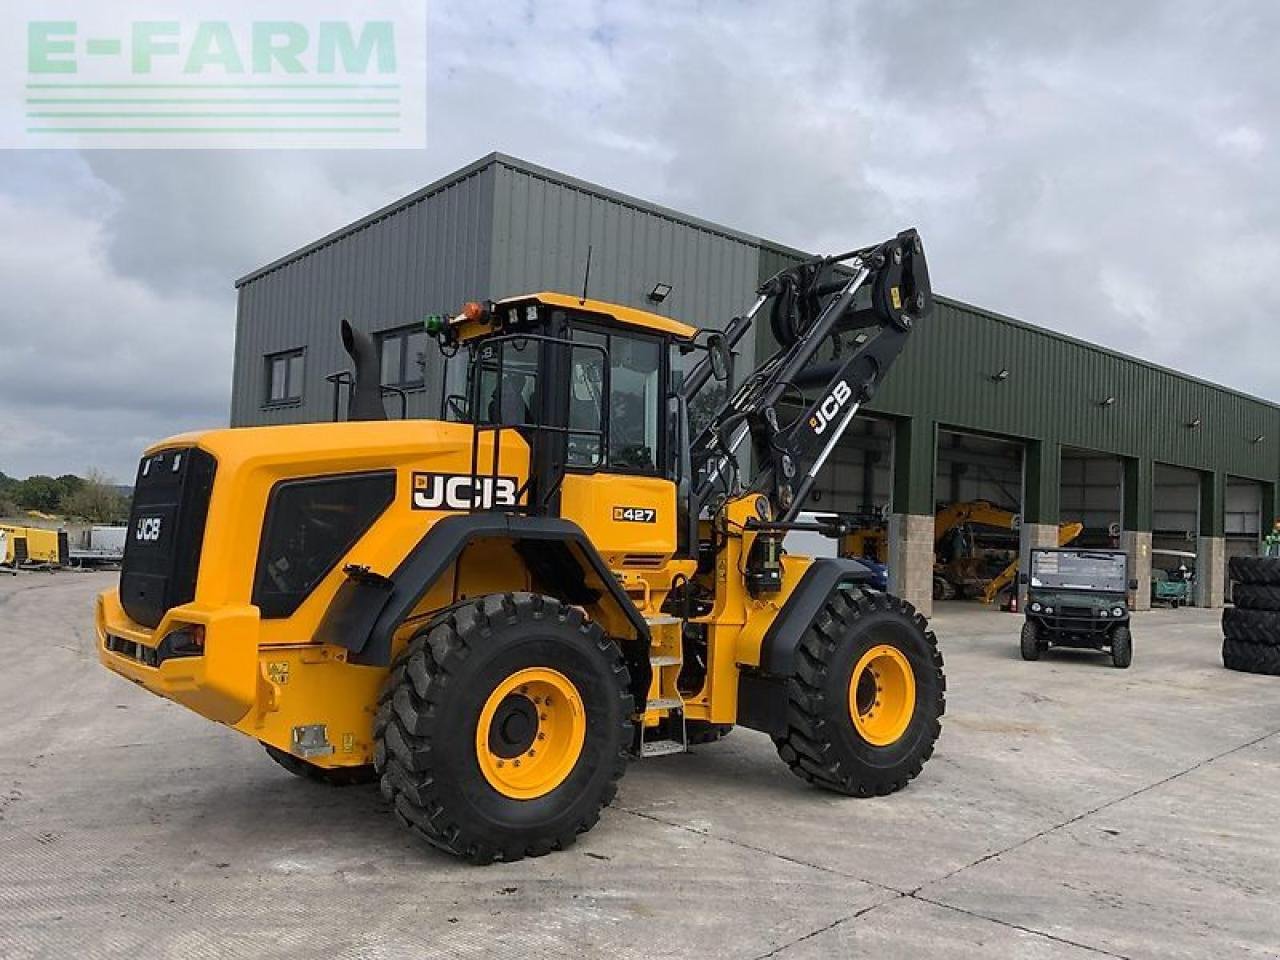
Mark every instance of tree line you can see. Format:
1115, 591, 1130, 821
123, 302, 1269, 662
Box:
0, 470, 130, 524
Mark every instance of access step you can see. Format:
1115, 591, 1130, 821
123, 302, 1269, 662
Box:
646, 697, 683, 711
641, 739, 686, 758
649, 655, 681, 667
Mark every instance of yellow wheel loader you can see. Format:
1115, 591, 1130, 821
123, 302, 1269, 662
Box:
97, 230, 945, 863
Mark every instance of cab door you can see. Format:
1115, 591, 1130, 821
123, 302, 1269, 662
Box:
558, 323, 678, 564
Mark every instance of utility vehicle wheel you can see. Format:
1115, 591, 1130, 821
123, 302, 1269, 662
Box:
1228, 556, 1280, 586
374, 593, 633, 864
1223, 637, 1280, 676
1222, 608, 1280, 645
1020, 621, 1042, 661
773, 590, 945, 797
263, 744, 378, 786
1110, 625, 1133, 669
1232, 584, 1280, 611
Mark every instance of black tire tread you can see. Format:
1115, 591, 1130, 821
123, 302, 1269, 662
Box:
263, 744, 378, 786
1222, 607, 1280, 647
373, 592, 633, 864
1229, 556, 1280, 586
772, 590, 945, 797
1222, 636, 1280, 676
1110, 624, 1133, 669
1232, 583, 1280, 612
1020, 621, 1041, 661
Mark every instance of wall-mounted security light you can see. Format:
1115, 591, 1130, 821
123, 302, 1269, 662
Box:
1186, 416, 1202, 429
1098, 396, 1117, 407
990, 368, 1010, 383
1252, 434, 1266, 444
647, 282, 673, 304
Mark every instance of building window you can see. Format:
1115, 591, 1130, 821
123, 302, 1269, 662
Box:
265, 349, 305, 405
378, 325, 428, 389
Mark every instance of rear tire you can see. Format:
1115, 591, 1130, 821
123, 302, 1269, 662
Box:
772, 590, 945, 797
1020, 621, 1042, 661
1228, 556, 1280, 586
263, 744, 378, 786
1110, 625, 1133, 669
1223, 636, 1280, 676
374, 593, 633, 864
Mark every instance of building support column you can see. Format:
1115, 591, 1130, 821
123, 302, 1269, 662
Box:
1122, 457, 1153, 610
888, 417, 936, 617
1019, 440, 1060, 605
1261, 482, 1278, 545
1196, 470, 1226, 608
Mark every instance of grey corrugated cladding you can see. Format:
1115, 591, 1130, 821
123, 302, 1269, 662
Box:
232, 153, 762, 426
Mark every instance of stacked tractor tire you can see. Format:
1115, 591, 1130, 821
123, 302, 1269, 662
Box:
1223, 557, 1280, 676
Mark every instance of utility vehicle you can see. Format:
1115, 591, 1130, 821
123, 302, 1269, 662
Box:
1021, 548, 1137, 668
97, 230, 946, 862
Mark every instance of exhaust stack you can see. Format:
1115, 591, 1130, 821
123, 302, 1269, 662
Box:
340, 319, 387, 422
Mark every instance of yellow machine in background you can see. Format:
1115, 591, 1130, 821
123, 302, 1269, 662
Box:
932, 501, 1083, 603
0, 523, 66, 566
97, 231, 945, 863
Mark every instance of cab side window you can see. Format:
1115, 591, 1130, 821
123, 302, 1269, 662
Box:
568, 326, 662, 472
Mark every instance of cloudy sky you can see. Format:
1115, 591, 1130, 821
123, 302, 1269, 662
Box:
2, 0, 1277, 481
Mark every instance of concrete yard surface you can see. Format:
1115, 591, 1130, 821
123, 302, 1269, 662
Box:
1, 574, 1277, 959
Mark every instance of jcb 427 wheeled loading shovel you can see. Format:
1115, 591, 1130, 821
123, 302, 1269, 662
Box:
97, 230, 945, 862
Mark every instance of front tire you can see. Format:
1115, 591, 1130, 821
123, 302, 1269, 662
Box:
1110, 625, 1133, 669
374, 593, 634, 864
773, 591, 945, 797
1020, 621, 1042, 661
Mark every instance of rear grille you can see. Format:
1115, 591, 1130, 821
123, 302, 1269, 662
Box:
104, 634, 161, 668
119, 447, 217, 628
621, 554, 665, 568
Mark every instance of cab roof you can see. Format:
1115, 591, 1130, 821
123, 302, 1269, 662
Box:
499, 291, 698, 340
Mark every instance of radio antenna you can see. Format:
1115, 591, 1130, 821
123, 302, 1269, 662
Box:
580, 245, 593, 304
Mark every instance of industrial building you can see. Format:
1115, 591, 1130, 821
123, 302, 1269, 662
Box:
231, 152, 1279, 615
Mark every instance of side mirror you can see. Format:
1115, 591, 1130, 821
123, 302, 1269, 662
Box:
1018, 573, 1028, 585
707, 333, 731, 383
1128, 579, 1139, 591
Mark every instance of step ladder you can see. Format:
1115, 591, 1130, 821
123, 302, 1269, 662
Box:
639, 614, 687, 757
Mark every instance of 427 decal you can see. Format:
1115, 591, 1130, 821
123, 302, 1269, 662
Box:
612, 506, 657, 524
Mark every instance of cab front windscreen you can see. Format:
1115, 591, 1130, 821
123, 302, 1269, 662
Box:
1030, 551, 1127, 592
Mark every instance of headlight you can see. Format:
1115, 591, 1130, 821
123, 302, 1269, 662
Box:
1044, 606, 1054, 614
1099, 609, 1109, 618
1029, 602, 1041, 612
1112, 606, 1125, 617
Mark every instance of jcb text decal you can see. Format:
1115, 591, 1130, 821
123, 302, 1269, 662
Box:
411, 472, 518, 511
809, 380, 853, 436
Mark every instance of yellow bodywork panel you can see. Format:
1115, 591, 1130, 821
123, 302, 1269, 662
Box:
559, 473, 678, 564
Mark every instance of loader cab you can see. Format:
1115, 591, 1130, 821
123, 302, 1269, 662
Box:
446, 292, 697, 562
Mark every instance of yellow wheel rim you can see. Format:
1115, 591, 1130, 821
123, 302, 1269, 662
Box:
476, 667, 586, 800
848, 644, 916, 747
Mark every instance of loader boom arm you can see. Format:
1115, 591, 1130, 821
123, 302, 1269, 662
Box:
687, 229, 932, 523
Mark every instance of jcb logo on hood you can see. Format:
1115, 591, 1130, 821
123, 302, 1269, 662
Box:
134, 516, 163, 542
411, 472, 519, 511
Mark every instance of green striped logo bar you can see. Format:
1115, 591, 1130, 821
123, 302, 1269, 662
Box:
6, 1, 426, 149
